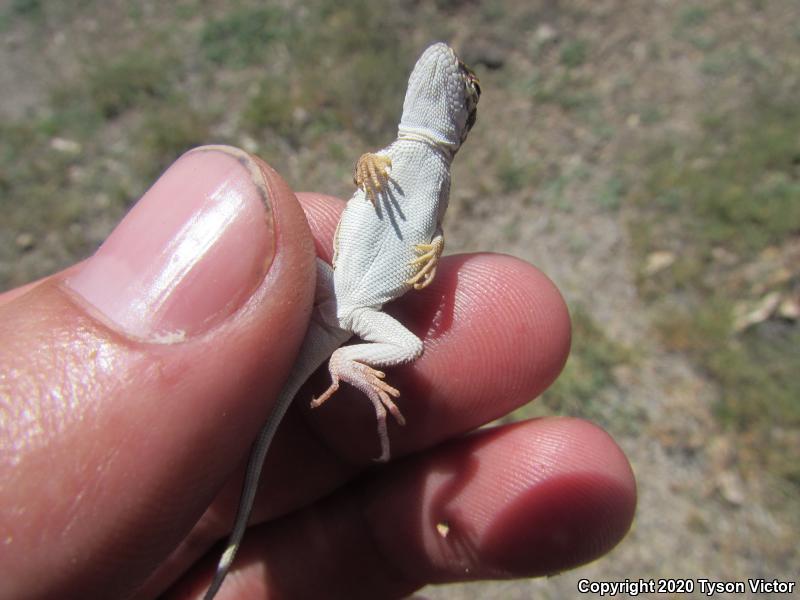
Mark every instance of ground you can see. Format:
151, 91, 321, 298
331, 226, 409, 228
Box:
1, 0, 798, 597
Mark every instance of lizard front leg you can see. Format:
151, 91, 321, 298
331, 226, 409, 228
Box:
406, 229, 444, 290
353, 152, 392, 205
310, 307, 423, 461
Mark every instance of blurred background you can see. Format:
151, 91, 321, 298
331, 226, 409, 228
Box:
1, 0, 798, 597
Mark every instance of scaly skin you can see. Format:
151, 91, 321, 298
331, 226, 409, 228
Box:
203, 42, 480, 599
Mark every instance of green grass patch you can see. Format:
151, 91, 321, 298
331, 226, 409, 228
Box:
0, 121, 78, 228
656, 300, 800, 430
560, 39, 588, 69
239, 0, 409, 148
632, 98, 800, 488
11, 0, 42, 17
242, 75, 297, 141
596, 176, 627, 210
295, 0, 409, 143
86, 51, 174, 119
200, 7, 291, 67
638, 103, 800, 265
677, 5, 710, 28
540, 306, 631, 416
530, 70, 597, 113
495, 148, 539, 194
0, 119, 97, 286
134, 101, 213, 183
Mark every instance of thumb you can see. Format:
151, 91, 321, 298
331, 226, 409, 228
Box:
0, 146, 316, 598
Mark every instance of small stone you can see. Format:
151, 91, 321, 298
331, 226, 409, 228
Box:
50, 137, 82, 154
711, 246, 738, 265
716, 470, 746, 506
15, 232, 35, 251
94, 193, 111, 209
239, 135, 259, 153
643, 250, 675, 275
732, 291, 781, 332
535, 24, 558, 44
292, 106, 310, 125
777, 295, 800, 320
707, 435, 736, 470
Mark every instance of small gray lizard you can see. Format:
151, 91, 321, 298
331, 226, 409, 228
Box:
204, 42, 480, 599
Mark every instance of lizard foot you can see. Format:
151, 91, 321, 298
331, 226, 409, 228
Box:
311, 362, 402, 421
354, 152, 392, 205
313, 355, 406, 461
406, 237, 444, 290
346, 361, 405, 462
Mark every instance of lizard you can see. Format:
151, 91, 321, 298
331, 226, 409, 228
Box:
203, 42, 480, 599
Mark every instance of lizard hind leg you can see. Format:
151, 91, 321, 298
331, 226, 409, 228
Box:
315, 308, 422, 461
312, 353, 404, 462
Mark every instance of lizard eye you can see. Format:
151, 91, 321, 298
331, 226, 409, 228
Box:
468, 74, 481, 99
458, 60, 481, 95
459, 61, 481, 109
457, 58, 480, 142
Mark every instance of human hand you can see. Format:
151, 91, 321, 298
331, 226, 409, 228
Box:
0, 146, 635, 599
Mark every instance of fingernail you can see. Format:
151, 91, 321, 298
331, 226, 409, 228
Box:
67, 146, 275, 342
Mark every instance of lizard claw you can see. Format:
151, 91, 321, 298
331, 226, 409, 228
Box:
354, 152, 392, 205
406, 238, 444, 290
310, 376, 339, 408
357, 362, 404, 426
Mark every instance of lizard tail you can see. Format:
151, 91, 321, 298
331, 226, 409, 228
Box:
204, 321, 350, 599
203, 418, 283, 600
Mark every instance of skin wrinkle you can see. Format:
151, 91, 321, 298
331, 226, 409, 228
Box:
1, 289, 152, 593
298, 195, 341, 264
2, 296, 121, 461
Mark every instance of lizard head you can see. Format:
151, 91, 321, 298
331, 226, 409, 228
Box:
398, 42, 481, 153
